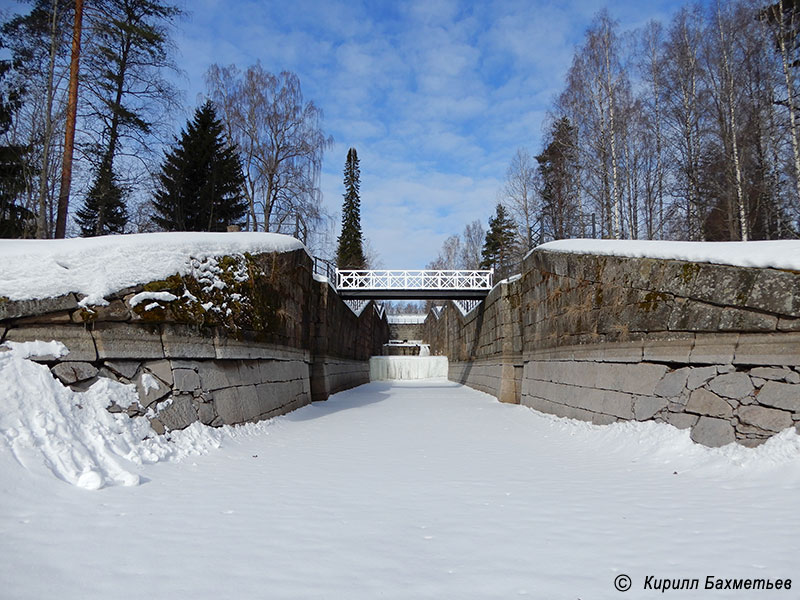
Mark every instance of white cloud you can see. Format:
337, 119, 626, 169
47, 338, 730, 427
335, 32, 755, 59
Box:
170, 0, 698, 266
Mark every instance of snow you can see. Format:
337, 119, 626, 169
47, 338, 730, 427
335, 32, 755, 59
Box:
127, 290, 178, 308
1, 346, 799, 597
533, 238, 800, 270
139, 373, 160, 394
3, 340, 69, 360
370, 356, 449, 380
0, 232, 306, 305
498, 273, 522, 284
0, 343, 268, 490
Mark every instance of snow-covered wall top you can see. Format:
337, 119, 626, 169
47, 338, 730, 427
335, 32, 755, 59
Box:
424, 244, 800, 447
534, 239, 800, 271
0, 232, 306, 305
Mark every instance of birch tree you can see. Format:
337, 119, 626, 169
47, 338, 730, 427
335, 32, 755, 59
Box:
205, 64, 333, 237
763, 0, 800, 225
638, 20, 668, 238
559, 11, 628, 238
460, 220, 486, 269
502, 148, 539, 251
712, 0, 749, 240
661, 5, 708, 239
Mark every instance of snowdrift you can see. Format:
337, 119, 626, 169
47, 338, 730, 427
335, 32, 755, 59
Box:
370, 356, 448, 380
0, 341, 270, 489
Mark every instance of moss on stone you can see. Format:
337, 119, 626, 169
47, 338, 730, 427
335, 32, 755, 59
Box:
77, 308, 97, 323
143, 275, 185, 295
132, 304, 169, 322
123, 252, 289, 339
638, 291, 671, 312
679, 262, 701, 285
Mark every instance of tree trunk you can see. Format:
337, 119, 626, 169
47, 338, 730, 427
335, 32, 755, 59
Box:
648, 32, 665, 239
717, 8, 748, 241
776, 0, 800, 207
605, 51, 622, 240
608, 81, 622, 240
55, 0, 83, 239
37, 0, 61, 239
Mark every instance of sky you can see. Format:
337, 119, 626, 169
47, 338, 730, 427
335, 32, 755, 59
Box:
4, 0, 701, 267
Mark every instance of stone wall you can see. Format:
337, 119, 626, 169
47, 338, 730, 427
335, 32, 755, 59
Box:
423, 280, 523, 405
424, 249, 800, 447
388, 322, 424, 341
382, 343, 421, 356
1, 248, 389, 432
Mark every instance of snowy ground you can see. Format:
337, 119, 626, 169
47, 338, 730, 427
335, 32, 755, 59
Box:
2, 355, 799, 599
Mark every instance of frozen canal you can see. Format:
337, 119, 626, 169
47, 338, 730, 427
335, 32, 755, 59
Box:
2, 378, 799, 599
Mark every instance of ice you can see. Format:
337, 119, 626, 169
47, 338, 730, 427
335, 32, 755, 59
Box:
386, 314, 427, 324
369, 356, 448, 380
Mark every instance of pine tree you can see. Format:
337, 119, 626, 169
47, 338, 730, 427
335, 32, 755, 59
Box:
336, 147, 366, 269
76, 159, 128, 236
151, 101, 247, 231
480, 203, 518, 279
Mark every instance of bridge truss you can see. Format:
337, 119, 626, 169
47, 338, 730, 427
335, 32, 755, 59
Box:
336, 269, 493, 300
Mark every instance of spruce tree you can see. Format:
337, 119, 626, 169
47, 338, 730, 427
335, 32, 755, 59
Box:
336, 147, 366, 269
480, 203, 518, 279
0, 60, 32, 238
152, 101, 247, 231
0, 143, 32, 238
76, 159, 128, 236
536, 116, 579, 240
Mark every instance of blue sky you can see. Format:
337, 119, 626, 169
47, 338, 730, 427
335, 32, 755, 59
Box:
5, 0, 698, 266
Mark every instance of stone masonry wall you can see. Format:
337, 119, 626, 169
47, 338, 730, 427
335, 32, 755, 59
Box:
1, 248, 389, 433
424, 249, 800, 447
423, 280, 523, 405
388, 322, 424, 341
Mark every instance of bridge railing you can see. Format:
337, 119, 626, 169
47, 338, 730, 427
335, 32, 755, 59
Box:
336, 269, 493, 291
313, 256, 337, 284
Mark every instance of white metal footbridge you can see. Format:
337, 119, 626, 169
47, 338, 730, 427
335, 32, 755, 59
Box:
335, 269, 493, 300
